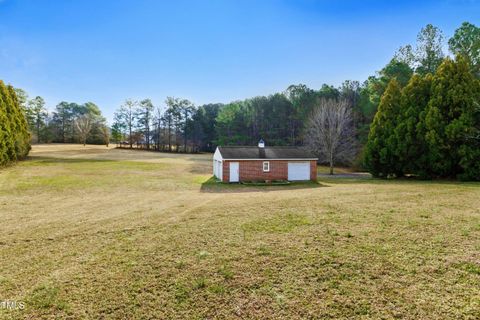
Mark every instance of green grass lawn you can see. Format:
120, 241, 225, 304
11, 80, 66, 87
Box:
0, 144, 479, 319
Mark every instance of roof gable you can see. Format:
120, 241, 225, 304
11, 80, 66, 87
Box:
213, 147, 223, 161
217, 146, 317, 160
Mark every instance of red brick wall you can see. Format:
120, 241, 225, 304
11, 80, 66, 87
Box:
222, 160, 317, 182
310, 160, 317, 181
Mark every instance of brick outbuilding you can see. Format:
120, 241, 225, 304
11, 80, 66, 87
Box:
213, 140, 317, 183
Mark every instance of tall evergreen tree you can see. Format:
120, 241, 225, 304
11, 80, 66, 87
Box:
0, 81, 31, 165
188, 103, 222, 152
0, 81, 13, 165
7, 85, 31, 159
356, 59, 413, 144
136, 99, 154, 149
425, 55, 480, 179
52, 102, 73, 143
0, 81, 17, 162
395, 74, 432, 177
215, 102, 250, 146
27, 96, 47, 143
364, 79, 403, 177
284, 84, 317, 145
179, 99, 195, 152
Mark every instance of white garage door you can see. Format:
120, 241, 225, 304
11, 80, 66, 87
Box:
288, 162, 310, 181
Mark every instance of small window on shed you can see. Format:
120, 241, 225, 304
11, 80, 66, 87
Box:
263, 161, 270, 172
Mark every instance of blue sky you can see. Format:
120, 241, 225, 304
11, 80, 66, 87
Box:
1, 0, 479, 122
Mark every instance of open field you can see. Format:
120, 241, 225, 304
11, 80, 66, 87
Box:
0, 144, 479, 319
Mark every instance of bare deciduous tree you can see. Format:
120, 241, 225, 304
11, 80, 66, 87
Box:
100, 125, 110, 147
75, 115, 93, 146
305, 98, 356, 175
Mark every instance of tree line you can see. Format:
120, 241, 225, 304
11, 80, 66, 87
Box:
113, 23, 479, 166
4, 21, 478, 179
364, 22, 480, 180
113, 97, 203, 152
13, 89, 110, 146
111, 84, 361, 154
364, 55, 480, 180
0, 81, 30, 166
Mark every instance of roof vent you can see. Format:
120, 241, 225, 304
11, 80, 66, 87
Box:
258, 139, 265, 148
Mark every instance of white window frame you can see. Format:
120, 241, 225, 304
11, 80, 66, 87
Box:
263, 161, 270, 172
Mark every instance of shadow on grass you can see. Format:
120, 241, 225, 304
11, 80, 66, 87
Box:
25, 156, 117, 164
22, 157, 170, 172
317, 172, 372, 179
318, 175, 480, 187
115, 147, 212, 160
26, 156, 118, 163
200, 176, 326, 193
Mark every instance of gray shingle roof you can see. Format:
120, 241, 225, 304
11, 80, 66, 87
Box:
218, 146, 317, 160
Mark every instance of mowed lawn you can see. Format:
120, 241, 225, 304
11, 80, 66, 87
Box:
0, 145, 479, 319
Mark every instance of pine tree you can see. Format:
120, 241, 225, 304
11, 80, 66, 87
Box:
7, 85, 31, 159
0, 80, 16, 164
0, 80, 31, 166
364, 79, 403, 177
425, 55, 480, 179
395, 74, 433, 178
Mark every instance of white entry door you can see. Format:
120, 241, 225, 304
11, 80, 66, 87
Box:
288, 162, 310, 181
229, 162, 239, 182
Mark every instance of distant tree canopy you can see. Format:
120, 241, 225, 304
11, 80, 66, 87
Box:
111, 82, 362, 154
0, 80, 31, 166
215, 93, 302, 147
14, 96, 108, 145
50, 101, 107, 144
113, 97, 220, 152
